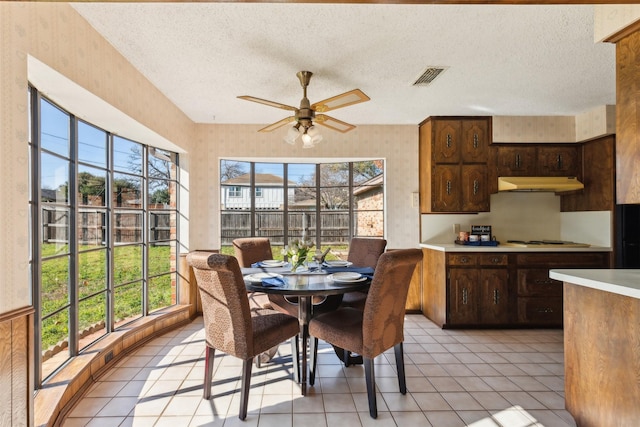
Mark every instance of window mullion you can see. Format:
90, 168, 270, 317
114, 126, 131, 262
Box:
142, 146, 149, 316
69, 116, 79, 356
106, 134, 114, 333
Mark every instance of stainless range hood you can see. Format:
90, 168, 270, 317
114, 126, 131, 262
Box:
497, 176, 584, 193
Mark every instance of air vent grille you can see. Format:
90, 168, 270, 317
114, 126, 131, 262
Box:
413, 67, 447, 86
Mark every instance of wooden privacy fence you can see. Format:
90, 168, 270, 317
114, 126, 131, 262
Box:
221, 211, 351, 245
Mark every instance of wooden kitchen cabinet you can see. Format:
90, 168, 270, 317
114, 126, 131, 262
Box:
419, 116, 491, 213
561, 135, 615, 212
421, 248, 610, 328
494, 144, 581, 180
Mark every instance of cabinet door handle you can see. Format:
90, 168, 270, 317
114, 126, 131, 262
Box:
557, 154, 563, 170
515, 153, 521, 168
491, 257, 501, 264
446, 180, 451, 194
473, 134, 479, 148
473, 180, 479, 195
460, 256, 470, 264
446, 134, 452, 148
462, 288, 468, 305
493, 289, 500, 305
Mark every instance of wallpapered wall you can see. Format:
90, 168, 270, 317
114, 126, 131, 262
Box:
190, 124, 420, 252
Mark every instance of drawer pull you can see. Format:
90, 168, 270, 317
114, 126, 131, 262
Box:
537, 308, 554, 313
534, 279, 554, 285
460, 256, 470, 264
491, 257, 501, 264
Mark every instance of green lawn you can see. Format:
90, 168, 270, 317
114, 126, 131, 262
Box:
40, 244, 173, 352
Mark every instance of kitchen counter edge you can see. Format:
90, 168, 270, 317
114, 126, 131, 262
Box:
419, 242, 612, 253
549, 269, 640, 300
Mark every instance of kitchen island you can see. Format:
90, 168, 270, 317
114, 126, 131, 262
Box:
549, 269, 640, 427
419, 242, 611, 328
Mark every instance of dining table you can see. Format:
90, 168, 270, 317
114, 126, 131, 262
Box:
242, 261, 373, 395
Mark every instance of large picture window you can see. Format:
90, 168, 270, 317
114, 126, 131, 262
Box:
220, 160, 384, 257
30, 89, 180, 384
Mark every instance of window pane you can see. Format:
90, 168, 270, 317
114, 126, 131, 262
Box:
353, 160, 384, 185
41, 208, 70, 253
255, 211, 285, 243
220, 159, 249, 182
319, 211, 349, 244
78, 249, 106, 299
320, 163, 349, 186
41, 308, 69, 359
78, 165, 106, 207
287, 211, 316, 241
148, 179, 170, 208
41, 152, 70, 204
320, 187, 349, 210
149, 273, 174, 312
148, 148, 175, 180
113, 244, 142, 284
221, 211, 251, 244
150, 211, 172, 243
41, 256, 69, 315
114, 282, 142, 325
354, 210, 384, 237
113, 173, 142, 208
78, 121, 107, 168
113, 136, 142, 174
78, 210, 106, 246
40, 99, 69, 157
149, 241, 173, 276
114, 211, 143, 244
78, 293, 107, 347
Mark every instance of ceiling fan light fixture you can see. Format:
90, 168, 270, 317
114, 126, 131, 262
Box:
284, 124, 301, 145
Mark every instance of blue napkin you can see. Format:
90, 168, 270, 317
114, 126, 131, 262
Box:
261, 276, 287, 287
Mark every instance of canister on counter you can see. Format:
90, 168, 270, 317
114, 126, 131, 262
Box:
459, 231, 470, 241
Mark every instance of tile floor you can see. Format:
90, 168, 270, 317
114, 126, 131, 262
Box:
62, 315, 576, 427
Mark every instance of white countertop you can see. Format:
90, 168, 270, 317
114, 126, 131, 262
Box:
549, 269, 640, 300
420, 242, 612, 253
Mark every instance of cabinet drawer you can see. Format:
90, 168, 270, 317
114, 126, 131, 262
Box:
480, 254, 508, 266
517, 297, 562, 325
515, 253, 609, 268
447, 254, 478, 266
517, 269, 562, 297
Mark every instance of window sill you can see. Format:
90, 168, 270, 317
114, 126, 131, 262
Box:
34, 305, 194, 427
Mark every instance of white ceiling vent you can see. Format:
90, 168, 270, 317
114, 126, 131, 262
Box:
413, 66, 448, 86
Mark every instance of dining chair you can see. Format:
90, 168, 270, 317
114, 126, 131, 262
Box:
340, 237, 387, 310
308, 248, 423, 418
187, 251, 300, 420
232, 237, 274, 310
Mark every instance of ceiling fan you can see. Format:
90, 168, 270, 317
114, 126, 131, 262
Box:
237, 71, 370, 146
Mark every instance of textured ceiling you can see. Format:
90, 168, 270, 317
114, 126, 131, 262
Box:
71, 3, 616, 128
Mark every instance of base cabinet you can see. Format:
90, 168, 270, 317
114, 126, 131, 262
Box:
422, 248, 610, 328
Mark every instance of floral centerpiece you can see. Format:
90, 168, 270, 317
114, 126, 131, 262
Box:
282, 238, 314, 272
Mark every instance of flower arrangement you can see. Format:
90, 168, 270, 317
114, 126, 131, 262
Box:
282, 238, 314, 272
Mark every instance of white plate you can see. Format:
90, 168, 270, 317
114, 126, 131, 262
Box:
328, 273, 367, 283
324, 260, 353, 267
244, 273, 283, 282
331, 272, 362, 281
260, 260, 285, 267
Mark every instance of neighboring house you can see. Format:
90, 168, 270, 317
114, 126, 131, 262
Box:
353, 173, 384, 237
221, 173, 294, 210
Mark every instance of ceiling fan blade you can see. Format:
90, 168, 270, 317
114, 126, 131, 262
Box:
258, 116, 296, 132
311, 89, 370, 113
237, 95, 298, 112
315, 114, 356, 133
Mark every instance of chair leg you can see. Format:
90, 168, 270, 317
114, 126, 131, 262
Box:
203, 345, 215, 399
291, 335, 300, 384
364, 357, 377, 419
343, 349, 351, 367
239, 359, 253, 420
394, 342, 406, 394
309, 337, 318, 386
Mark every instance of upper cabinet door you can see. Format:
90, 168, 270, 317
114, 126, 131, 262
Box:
496, 146, 536, 176
432, 165, 461, 212
433, 120, 461, 164
537, 146, 581, 177
461, 120, 489, 163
